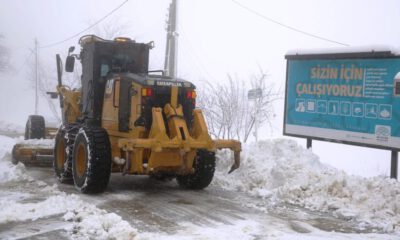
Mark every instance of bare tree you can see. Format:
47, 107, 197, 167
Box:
0, 35, 10, 72
26, 55, 61, 122
88, 16, 132, 40
197, 69, 280, 143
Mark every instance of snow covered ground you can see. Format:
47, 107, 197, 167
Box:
214, 139, 400, 234
0, 121, 24, 137
0, 129, 399, 239
0, 135, 137, 240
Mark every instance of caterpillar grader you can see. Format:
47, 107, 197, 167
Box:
12, 35, 241, 193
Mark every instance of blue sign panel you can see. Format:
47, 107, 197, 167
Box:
284, 57, 400, 149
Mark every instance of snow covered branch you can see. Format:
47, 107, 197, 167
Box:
198, 69, 280, 142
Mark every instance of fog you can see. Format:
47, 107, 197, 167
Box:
1, 0, 399, 177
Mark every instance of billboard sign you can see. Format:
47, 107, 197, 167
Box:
284, 51, 400, 150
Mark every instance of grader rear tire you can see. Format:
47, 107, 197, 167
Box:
72, 126, 112, 194
176, 150, 216, 190
24, 115, 45, 140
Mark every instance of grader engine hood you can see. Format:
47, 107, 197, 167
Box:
121, 73, 195, 88
111, 73, 196, 131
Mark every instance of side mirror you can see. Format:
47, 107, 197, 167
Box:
68, 46, 75, 55
46, 91, 59, 99
147, 41, 155, 49
65, 56, 75, 72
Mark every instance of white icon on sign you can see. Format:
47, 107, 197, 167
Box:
307, 100, 315, 112
365, 103, 378, 118
376, 125, 390, 137
296, 102, 305, 112
380, 109, 390, 118
352, 102, 364, 117
375, 125, 391, 142
340, 102, 351, 116
381, 110, 390, 118
295, 99, 306, 112
328, 101, 339, 115
317, 100, 327, 113
379, 105, 392, 120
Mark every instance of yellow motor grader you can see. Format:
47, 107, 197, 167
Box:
14, 35, 241, 193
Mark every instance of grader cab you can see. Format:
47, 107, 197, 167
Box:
14, 35, 241, 193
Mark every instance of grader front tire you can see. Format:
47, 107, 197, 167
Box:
54, 126, 77, 184
72, 127, 112, 194
176, 150, 216, 190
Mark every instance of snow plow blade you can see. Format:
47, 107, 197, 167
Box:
11, 143, 54, 167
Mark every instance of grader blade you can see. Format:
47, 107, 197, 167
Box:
12, 143, 54, 167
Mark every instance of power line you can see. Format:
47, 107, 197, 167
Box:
179, 24, 218, 82
14, 50, 34, 75
231, 0, 350, 47
40, 0, 130, 49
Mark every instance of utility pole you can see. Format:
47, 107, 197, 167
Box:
34, 38, 39, 115
164, 0, 178, 78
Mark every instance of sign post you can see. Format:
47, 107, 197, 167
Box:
391, 151, 398, 179
248, 88, 262, 142
306, 138, 312, 149
284, 50, 400, 179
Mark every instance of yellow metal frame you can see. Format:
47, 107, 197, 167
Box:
57, 86, 81, 124
117, 86, 241, 175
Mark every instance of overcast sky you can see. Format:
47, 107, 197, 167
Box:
0, 0, 399, 176
2, 0, 399, 79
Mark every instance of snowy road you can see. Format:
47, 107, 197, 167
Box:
0, 167, 397, 239
0, 133, 399, 239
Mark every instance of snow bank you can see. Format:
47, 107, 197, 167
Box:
0, 135, 30, 183
0, 193, 81, 223
65, 212, 135, 240
0, 135, 17, 152
0, 135, 54, 183
0, 192, 136, 239
214, 139, 400, 233
63, 195, 136, 240
15, 137, 55, 148
0, 120, 24, 135
0, 135, 136, 240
